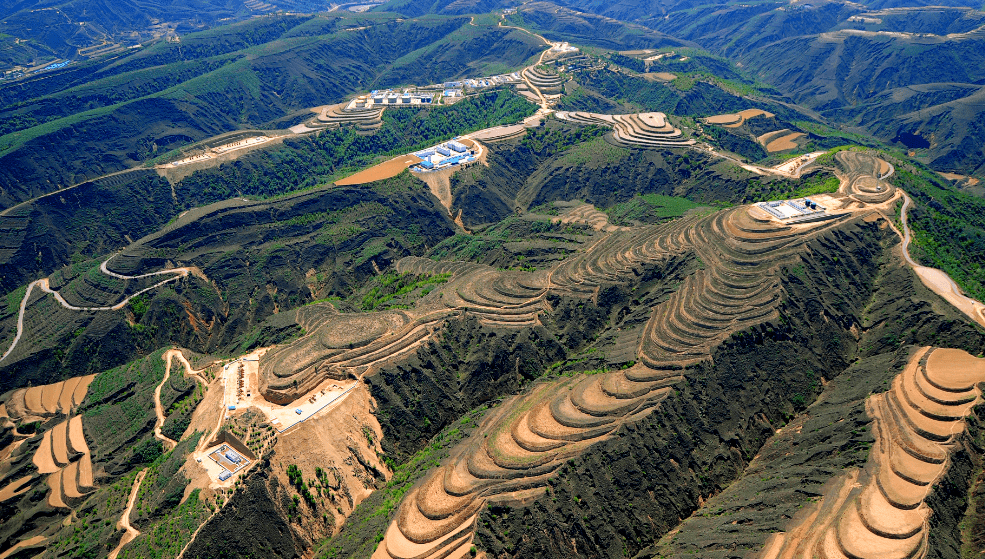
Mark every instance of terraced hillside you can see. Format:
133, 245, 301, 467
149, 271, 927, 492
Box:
304, 104, 386, 135
512, 0, 985, 174
521, 66, 565, 99
1, 143, 982, 559
759, 347, 985, 559
293, 148, 979, 559
555, 110, 695, 147
365, 196, 888, 558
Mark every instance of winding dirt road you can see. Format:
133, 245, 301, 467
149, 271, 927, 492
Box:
155, 353, 180, 451
105, 351, 186, 558
1, 256, 194, 365
898, 192, 985, 327
108, 470, 146, 559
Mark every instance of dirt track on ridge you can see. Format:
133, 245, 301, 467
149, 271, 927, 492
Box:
108, 470, 146, 559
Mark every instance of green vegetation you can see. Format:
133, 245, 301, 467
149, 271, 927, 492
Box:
428, 234, 505, 263
428, 216, 582, 268
893, 163, 985, 302
5, 284, 26, 315
316, 406, 486, 559
286, 464, 319, 510
605, 193, 705, 225
129, 294, 150, 322
122, 433, 206, 558
46, 470, 143, 558
739, 171, 840, 204
570, 69, 756, 118
558, 136, 629, 166
160, 373, 205, 441
788, 174, 840, 198
178, 89, 535, 203
359, 272, 451, 311
82, 350, 168, 462
519, 124, 608, 157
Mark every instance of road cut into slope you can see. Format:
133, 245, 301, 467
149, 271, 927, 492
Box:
0, 254, 201, 365
108, 470, 146, 559
899, 193, 985, 328
154, 353, 179, 451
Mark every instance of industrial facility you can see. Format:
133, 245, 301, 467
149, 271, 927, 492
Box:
757, 198, 828, 222
412, 139, 477, 171
208, 443, 250, 481
346, 89, 435, 109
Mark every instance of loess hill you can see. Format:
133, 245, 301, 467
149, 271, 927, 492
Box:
3, 7, 985, 559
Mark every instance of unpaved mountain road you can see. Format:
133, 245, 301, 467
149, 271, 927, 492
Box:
1, 256, 198, 365
898, 192, 985, 327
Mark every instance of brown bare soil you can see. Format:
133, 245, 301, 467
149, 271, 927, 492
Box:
416, 166, 457, 213
24, 386, 44, 414
335, 155, 423, 186
47, 468, 67, 508
372, 202, 876, 558
68, 415, 88, 455
0, 536, 46, 559
765, 132, 805, 152
51, 419, 70, 466
939, 172, 980, 186
712, 108, 775, 128
74, 374, 95, 406
705, 114, 742, 125
78, 454, 94, 491
32, 429, 58, 474
643, 72, 677, 82
756, 129, 790, 146
738, 108, 774, 120
40, 382, 61, 414
0, 475, 32, 502
469, 124, 526, 142
58, 376, 83, 413
62, 460, 84, 499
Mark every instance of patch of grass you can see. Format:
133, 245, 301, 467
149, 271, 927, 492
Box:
606, 193, 704, 225
359, 272, 451, 311
558, 136, 629, 166
5, 285, 26, 315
